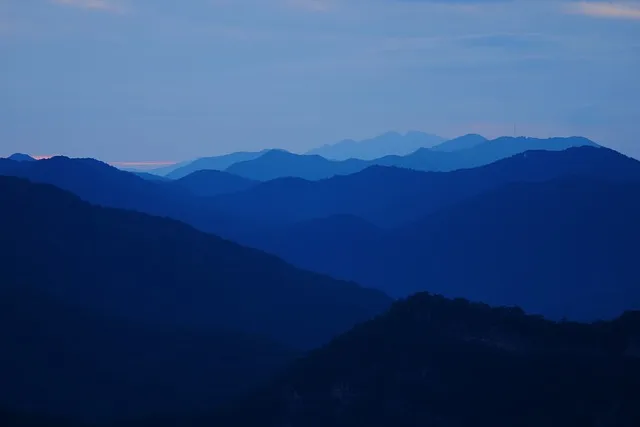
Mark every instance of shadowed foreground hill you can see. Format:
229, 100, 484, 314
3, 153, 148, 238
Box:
0, 407, 89, 427
203, 293, 640, 427
0, 176, 391, 349
0, 287, 294, 423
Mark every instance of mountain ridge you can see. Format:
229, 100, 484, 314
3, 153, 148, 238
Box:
0, 175, 392, 349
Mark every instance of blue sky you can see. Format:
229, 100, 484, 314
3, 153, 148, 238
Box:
1, 0, 639, 164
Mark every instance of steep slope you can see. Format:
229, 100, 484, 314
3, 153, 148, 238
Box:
201, 294, 640, 427
166, 150, 270, 179
0, 156, 258, 239
307, 131, 444, 160
430, 133, 487, 152
0, 286, 293, 423
0, 176, 392, 349
213, 146, 640, 228
172, 169, 258, 197
226, 150, 366, 181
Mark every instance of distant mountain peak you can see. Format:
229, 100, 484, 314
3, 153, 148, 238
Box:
307, 131, 444, 160
7, 153, 36, 162
431, 134, 488, 152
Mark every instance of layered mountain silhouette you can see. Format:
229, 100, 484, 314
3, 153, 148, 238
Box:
134, 171, 172, 182
371, 136, 598, 172
306, 131, 444, 160
212, 146, 640, 228
199, 293, 640, 427
226, 150, 366, 181
171, 169, 258, 197
223, 136, 598, 181
430, 133, 487, 152
0, 156, 257, 239
166, 150, 271, 179
247, 177, 640, 321
0, 286, 294, 423
0, 176, 391, 349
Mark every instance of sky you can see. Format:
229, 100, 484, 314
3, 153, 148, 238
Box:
1, 0, 639, 165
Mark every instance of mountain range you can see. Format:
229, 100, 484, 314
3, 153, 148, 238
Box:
430, 133, 487, 152
2, 146, 639, 322
2, 133, 640, 426
223, 136, 598, 181
0, 176, 390, 348
165, 150, 272, 180
210, 146, 635, 228
306, 131, 444, 160
141, 135, 596, 182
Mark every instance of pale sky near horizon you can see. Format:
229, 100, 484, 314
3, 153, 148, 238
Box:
1, 0, 639, 164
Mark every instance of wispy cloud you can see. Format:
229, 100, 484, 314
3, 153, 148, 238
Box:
51, 0, 125, 14
567, 2, 640, 20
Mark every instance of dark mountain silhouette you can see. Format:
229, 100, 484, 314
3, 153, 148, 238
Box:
306, 131, 444, 160
250, 177, 640, 321
380, 178, 640, 320
166, 150, 271, 179
240, 215, 384, 282
6, 153, 36, 162
431, 133, 487, 152
0, 156, 258, 239
223, 136, 599, 181
171, 170, 258, 197
198, 294, 640, 427
0, 286, 293, 423
226, 150, 366, 181
0, 176, 391, 349
212, 146, 640, 228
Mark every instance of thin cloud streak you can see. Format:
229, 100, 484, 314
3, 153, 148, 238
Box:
567, 2, 640, 20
